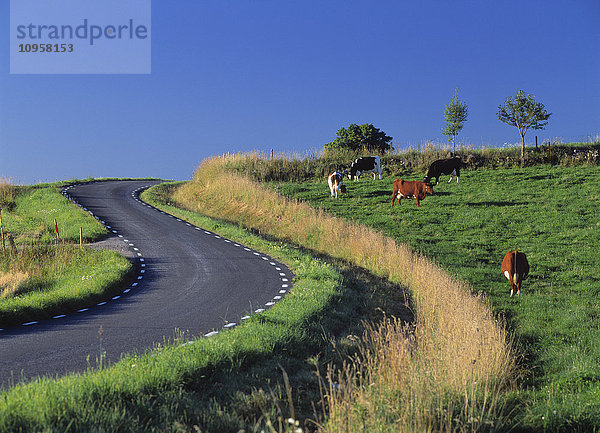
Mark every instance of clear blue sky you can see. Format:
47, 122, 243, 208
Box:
1, 0, 599, 184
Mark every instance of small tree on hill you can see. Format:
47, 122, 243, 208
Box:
325, 123, 392, 154
442, 88, 468, 155
497, 90, 551, 162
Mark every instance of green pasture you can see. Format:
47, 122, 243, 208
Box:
0, 184, 131, 327
277, 164, 600, 431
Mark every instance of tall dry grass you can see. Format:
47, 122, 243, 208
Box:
0, 271, 29, 298
174, 154, 515, 431
0, 244, 77, 299
0, 178, 17, 210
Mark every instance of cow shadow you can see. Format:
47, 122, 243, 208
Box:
364, 190, 451, 199
364, 189, 392, 198
525, 174, 554, 181
465, 201, 525, 207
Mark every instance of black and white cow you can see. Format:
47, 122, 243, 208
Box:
348, 156, 382, 181
423, 157, 462, 184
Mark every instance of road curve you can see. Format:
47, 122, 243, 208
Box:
0, 180, 293, 388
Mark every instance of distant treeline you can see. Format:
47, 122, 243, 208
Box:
223, 142, 600, 183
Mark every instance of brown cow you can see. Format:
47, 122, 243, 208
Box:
501, 250, 529, 297
391, 179, 434, 207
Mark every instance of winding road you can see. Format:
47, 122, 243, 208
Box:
0, 180, 292, 388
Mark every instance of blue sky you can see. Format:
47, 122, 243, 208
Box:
1, 0, 599, 184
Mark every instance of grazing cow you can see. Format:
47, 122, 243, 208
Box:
424, 157, 462, 184
348, 156, 382, 181
391, 179, 434, 207
327, 171, 346, 199
501, 250, 530, 297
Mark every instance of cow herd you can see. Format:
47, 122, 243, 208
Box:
327, 155, 529, 297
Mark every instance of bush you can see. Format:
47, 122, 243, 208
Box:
224, 143, 600, 183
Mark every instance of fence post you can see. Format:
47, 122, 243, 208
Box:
79, 227, 83, 248
54, 218, 59, 242
7, 233, 17, 254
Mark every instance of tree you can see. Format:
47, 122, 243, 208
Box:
442, 88, 468, 155
497, 90, 551, 161
325, 123, 392, 154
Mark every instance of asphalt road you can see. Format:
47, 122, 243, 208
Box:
0, 180, 292, 388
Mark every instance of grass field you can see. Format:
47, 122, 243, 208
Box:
3, 163, 598, 431
0, 183, 405, 433
276, 164, 600, 431
174, 157, 514, 432
2, 184, 107, 244
0, 183, 132, 327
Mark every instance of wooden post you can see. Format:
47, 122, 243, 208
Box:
535, 136, 538, 149
7, 233, 17, 255
270, 149, 274, 160
53, 218, 59, 242
79, 227, 83, 248
0, 208, 4, 253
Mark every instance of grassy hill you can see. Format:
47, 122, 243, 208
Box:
1, 153, 599, 431
276, 163, 600, 431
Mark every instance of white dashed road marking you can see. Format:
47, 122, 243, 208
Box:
3, 182, 292, 337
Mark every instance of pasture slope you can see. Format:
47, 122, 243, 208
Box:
2, 160, 597, 431
174, 155, 514, 432
277, 163, 600, 431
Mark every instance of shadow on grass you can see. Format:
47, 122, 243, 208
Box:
363, 188, 393, 198
164, 203, 413, 431
465, 200, 526, 207
149, 235, 413, 432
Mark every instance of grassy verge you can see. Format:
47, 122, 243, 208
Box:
275, 164, 600, 431
0, 245, 132, 327
173, 156, 514, 431
0, 183, 404, 432
0, 183, 131, 327
1, 184, 107, 244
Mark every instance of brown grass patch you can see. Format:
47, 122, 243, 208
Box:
0, 178, 17, 210
0, 271, 30, 298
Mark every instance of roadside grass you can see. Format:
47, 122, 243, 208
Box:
0, 184, 406, 433
173, 156, 515, 432
0, 245, 132, 327
2, 184, 106, 244
0, 183, 131, 327
276, 164, 600, 431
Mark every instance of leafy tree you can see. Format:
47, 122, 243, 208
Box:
325, 123, 392, 154
497, 90, 551, 161
442, 88, 469, 155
